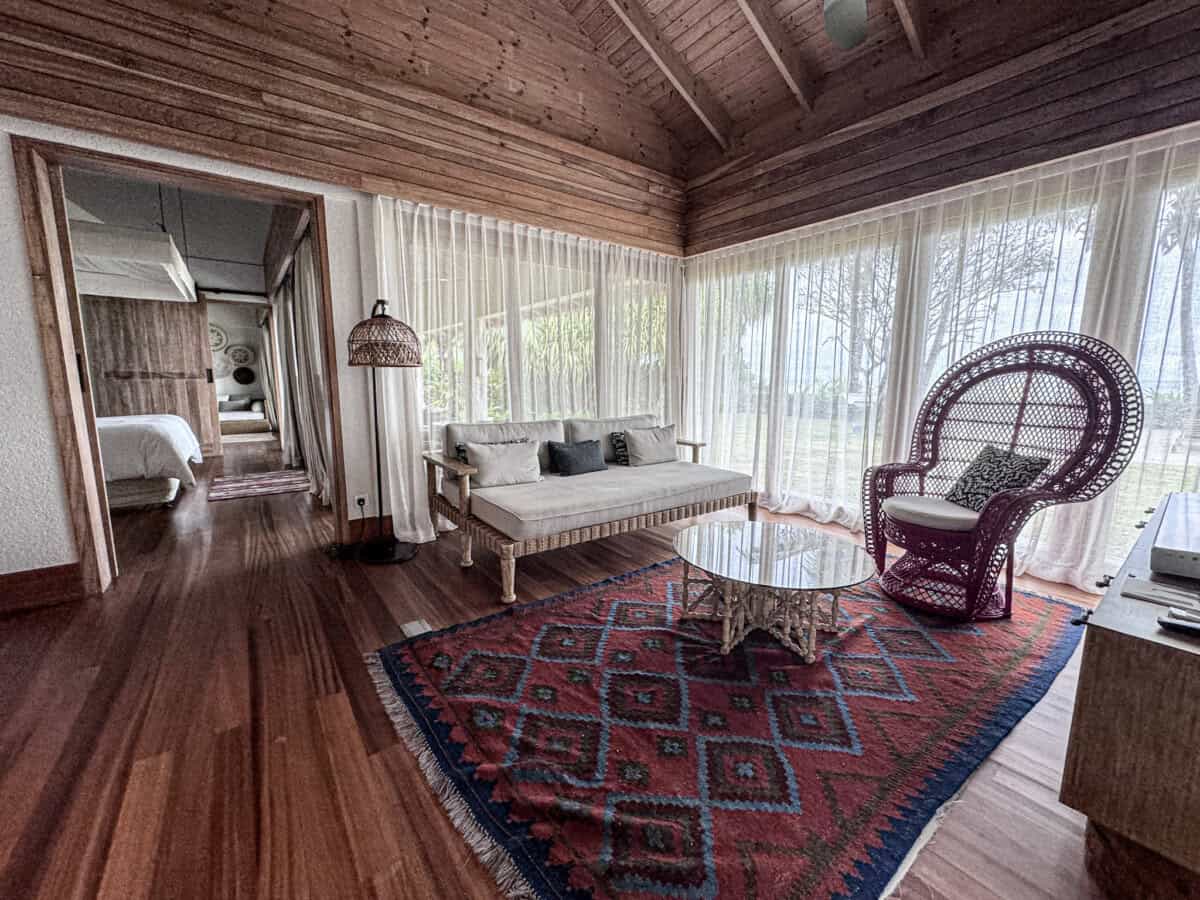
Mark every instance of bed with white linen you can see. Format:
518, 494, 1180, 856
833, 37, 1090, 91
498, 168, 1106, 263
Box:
96, 414, 203, 508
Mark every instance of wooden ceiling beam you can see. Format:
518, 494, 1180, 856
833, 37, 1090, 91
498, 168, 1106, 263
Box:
603, 0, 733, 150
892, 0, 927, 59
736, 0, 817, 112
263, 204, 311, 296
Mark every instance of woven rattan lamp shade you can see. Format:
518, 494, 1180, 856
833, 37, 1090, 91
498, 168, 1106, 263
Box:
347, 300, 421, 368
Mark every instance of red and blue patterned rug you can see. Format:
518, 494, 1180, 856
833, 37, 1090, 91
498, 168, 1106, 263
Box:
369, 558, 1083, 899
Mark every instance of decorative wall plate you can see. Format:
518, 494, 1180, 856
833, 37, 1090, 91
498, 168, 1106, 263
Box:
225, 344, 256, 366
232, 366, 257, 386
209, 323, 228, 352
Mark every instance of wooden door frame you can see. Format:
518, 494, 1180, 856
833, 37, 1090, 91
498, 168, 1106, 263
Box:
10, 137, 351, 594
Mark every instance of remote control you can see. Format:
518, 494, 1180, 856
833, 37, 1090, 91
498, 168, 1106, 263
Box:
1157, 615, 1200, 639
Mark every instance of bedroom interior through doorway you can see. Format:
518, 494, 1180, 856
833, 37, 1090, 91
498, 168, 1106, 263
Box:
10, 137, 349, 588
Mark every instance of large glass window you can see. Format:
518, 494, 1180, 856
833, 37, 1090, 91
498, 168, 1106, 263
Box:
383, 202, 679, 447
684, 123, 1200, 589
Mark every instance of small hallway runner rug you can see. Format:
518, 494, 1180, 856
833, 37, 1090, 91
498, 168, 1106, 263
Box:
207, 469, 310, 501
369, 558, 1083, 899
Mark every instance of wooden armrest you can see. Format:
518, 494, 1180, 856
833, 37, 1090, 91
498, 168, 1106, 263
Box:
422, 451, 477, 477
676, 438, 706, 448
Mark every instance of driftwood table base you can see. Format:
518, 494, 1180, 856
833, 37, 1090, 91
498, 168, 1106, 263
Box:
680, 560, 841, 663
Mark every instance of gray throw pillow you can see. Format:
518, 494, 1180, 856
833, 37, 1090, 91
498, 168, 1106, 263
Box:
218, 398, 252, 412
465, 441, 542, 488
945, 445, 1050, 511
548, 440, 606, 476
624, 424, 677, 467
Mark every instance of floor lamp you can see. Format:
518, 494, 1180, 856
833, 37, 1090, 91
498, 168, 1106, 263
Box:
347, 299, 422, 564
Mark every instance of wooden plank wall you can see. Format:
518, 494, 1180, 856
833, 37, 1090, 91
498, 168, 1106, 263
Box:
81, 296, 222, 456
684, 1, 1200, 254
0, 0, 686, 255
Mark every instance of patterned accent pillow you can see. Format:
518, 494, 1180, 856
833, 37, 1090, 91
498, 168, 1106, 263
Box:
610, 431, 631, 466
945, 445, 1051, 512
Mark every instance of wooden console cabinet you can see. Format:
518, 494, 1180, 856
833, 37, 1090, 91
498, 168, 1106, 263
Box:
1060, 499, 1200, 897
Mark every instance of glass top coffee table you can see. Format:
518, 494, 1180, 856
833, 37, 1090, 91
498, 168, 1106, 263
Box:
674, 521, 875, 663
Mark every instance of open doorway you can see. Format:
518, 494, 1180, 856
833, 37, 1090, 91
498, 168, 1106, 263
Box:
11, 138, 348, 589
208, 299, 281, 452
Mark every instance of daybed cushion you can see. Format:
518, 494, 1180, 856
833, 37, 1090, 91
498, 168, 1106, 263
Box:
882, 495, 980, 532
565, 415, 657, 461
445, 420, 564, 472
440, 461, 752, 541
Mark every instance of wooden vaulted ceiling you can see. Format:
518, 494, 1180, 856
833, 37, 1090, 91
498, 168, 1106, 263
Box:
3, 0, 1200, 256
563, 0, 1163, 172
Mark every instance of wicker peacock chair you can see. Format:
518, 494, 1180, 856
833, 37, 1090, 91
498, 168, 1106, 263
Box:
862, 331, 1143, 621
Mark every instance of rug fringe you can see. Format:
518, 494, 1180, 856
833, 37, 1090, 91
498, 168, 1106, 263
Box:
365, 653, 538, 899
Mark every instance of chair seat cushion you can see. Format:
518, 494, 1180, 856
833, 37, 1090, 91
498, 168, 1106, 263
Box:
882, 495, 980, 532
441, 462, 752, 541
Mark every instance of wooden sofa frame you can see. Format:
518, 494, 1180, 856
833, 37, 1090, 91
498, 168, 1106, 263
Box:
423, 440, 758, 604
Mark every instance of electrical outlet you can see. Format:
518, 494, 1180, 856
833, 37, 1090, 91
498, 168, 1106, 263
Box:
354, 494, 368, 509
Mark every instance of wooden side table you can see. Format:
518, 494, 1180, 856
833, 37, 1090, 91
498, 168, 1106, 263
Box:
1060, 497, 1200, 897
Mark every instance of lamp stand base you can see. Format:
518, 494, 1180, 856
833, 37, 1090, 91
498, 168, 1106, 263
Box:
357, 536, 418, 565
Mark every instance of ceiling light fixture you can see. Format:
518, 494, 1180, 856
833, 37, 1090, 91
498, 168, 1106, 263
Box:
824, 0, 868, 50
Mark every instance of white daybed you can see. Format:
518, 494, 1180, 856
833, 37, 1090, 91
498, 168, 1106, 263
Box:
424, 417, 756, 604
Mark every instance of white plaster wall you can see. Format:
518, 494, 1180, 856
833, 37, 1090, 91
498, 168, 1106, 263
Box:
0, 115, 380, 573
208, 302, 266, 399
0, 135, 76, 574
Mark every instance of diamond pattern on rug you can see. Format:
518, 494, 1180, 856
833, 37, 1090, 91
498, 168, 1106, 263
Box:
770, 690, 861, 754
372, 559, 1083, 899
601, 796, 716, 896
533, 624, 605, 664
505, 710, 607, 786
605, 672, 686, 727
442, 650, 529, 700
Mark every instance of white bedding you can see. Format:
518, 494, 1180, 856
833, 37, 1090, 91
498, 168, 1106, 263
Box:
219, 410, 267, 422
96, 414, 202, 487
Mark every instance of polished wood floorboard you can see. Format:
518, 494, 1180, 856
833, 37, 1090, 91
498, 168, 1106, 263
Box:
0, 443, 1103, 899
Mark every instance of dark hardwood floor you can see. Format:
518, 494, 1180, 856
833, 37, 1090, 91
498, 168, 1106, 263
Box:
0, 443, 1103, 899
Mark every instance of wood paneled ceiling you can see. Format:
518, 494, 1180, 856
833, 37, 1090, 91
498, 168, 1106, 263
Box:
3, 0, 1196, 255
561, 0, 1154, 175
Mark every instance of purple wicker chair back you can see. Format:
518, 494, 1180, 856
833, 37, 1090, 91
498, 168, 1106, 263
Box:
863, 331, 1143, 621
911, 332, 1143, 504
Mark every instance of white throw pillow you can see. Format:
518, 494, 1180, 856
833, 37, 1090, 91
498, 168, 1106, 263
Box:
624, 424, 677, 467
465, 440, 543, 488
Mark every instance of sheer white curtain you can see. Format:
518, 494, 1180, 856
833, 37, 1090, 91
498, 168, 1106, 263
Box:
274, 233, 333, 503
373, 197, 682, 536
256, 311, 279, 432
272, 277, 303, 469
685, 121, 1200, 591
375, 197, 682, 446
682, 219, 907, 528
